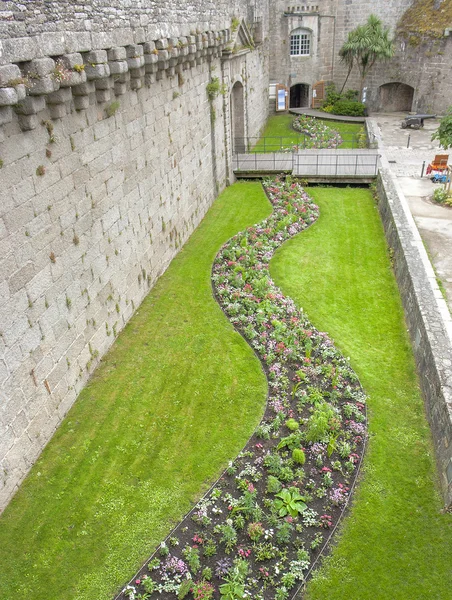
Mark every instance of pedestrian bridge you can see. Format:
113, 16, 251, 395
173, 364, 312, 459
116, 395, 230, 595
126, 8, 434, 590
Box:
233, 149, 380, 183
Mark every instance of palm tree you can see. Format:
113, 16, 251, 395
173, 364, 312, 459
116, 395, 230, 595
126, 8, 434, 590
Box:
339, 15, 394, 98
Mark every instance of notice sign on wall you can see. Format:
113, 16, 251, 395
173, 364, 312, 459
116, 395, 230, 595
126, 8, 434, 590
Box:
276, 84, 289, 111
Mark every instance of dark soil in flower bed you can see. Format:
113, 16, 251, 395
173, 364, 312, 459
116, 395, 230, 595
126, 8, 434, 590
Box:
116, 178, 367, 600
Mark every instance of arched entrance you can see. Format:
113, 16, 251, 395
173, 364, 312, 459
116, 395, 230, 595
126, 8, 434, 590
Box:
231, 81, 245, 153
290, 83, 310, 108
378, 82, 414, 112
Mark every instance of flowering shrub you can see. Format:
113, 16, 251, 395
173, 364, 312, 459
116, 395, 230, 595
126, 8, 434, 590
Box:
118, 177, 367, 600
292, 116, 343, 149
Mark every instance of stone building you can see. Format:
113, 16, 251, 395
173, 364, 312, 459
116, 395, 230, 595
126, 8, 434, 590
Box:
269, 0, 452, 114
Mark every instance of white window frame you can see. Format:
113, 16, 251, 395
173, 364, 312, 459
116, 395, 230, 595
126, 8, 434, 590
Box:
290, 28, 311, 56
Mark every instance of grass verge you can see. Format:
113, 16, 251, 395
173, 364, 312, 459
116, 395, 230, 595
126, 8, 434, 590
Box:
253, 115, 363, 151
270, 186, 452, 599
0, 183, 271, 600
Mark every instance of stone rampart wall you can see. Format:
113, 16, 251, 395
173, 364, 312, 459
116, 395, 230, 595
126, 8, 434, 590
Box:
376, 168, 452, 508
0, 6, 270, 510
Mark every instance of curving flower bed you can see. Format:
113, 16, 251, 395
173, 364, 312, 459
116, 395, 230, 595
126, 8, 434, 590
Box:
117, 178, 367, 600
292, 116, 342, 149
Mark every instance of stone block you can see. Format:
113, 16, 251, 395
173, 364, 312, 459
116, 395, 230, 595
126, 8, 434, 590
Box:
0, 64, 21, 87
84, 63, 110, 81
37, 31, 67, 57
127, 56, 145, 69
0, 37, 37, 64
18, 114, 38, 131
158, 50, 169, 62
0, 87, 17, 106
59, 53, 84, 70
130, 67, 145, 79
109, 61, 128, 75
46, 88, 72, 105
59, 71, 87, 88
156, 39, 168, 50
131, 79, 142, 91
23, 57, 55, 78
114, 82, 127, 96
108, 47, 127, 61
28, 76, 59, 96
96, 89, 111, 103
145, 63, 158, 75
144, 53, 158, 65
145, 74, 156, 87
73, 95, 90, 111
84, 50, 108, 65
48, 103, 67, 119
72, 81, 95, 96
143, 41, 156, 54
0, 106, 12, 126
126, 44, 144, 58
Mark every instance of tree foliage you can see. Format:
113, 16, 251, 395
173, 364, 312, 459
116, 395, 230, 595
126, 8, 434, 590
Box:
339, 14, 394, 96
431, 107, 452, 149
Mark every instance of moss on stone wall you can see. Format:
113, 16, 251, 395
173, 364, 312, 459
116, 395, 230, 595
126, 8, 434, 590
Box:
398, 0, 452, 39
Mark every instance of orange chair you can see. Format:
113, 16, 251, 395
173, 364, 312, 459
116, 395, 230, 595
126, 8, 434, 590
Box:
430, 154, 449, 170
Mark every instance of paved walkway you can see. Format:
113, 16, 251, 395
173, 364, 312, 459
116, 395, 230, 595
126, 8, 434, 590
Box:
371, 113, 452, 311
289, 107, 366, 123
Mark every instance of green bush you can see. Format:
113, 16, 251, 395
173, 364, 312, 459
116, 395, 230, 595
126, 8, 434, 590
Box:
292, 448, 306, 465
331, 100, 366, 117
433, 187, 452, 206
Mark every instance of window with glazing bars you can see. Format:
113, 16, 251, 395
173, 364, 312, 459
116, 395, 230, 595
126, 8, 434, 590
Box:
290, 31, 310, 56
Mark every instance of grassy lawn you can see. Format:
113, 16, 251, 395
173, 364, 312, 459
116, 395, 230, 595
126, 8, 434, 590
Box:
2, 181, 451, 600
270, 186, 452, 599
252, 114, 363, 151
0, 184, 271, 600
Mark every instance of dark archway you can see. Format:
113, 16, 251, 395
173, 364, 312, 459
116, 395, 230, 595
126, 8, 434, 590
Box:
378, 82, 414, 112
231, 81, 245, 153
290, 83, 310, 108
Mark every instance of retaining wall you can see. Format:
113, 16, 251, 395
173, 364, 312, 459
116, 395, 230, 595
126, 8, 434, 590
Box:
377, 169, 452, 508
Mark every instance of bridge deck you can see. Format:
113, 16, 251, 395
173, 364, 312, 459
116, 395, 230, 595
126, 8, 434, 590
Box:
233, 149, 380, 180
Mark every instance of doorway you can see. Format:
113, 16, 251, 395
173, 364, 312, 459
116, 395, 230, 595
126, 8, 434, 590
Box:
290, 83, 310, 108
378, 82, 414, 112
231, 81, 245, 153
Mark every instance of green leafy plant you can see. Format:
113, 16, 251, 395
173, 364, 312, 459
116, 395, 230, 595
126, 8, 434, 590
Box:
285, 418, 299, 431
206, 77, 227, 101
106, 101, 120, 118
273, 488, 307, 518
339, 14, 394, 96
292, 448, 306, 465
305, 403, 336, 443
432, 187, 452, 206
182, 545, 201, 573
178, 579, 192, 599
266, 475, 282, 494
219, 559, 248, 600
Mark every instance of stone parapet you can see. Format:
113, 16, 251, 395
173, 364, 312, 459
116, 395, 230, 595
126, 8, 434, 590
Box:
377, 169, 452, 508
0, 30, 230, 130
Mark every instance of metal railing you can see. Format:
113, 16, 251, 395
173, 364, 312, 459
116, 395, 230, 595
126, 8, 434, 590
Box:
292, 152, 380, 177
234, 134, 363, 153
232, 151, 380, 177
